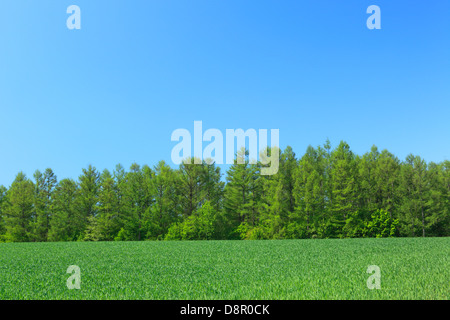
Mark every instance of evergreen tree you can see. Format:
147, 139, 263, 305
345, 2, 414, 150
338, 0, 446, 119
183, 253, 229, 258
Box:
120, 163, 154, 241
279, 146, 297, 214
48, 179, 80, 241
328, 142, 359, 238
201, 159, 225, 211
4, 173, 35, 242
113, 164, 129, 236
96, 169, 120, 240
83, 215, 101, 241
146, 161, 180, 240
78, 165, 100, 233
399, 155, 430, 237
426, 162, 449, 236
410, 155, 429, 237
177, 157, 205, 217
33, 168, 57, 241
357, 146, 380, 214
0, 140, 449, 242
293, 147, 321, 237
257, 146, 296, 239
224, 148, 262, 239
374, 150, 401, 218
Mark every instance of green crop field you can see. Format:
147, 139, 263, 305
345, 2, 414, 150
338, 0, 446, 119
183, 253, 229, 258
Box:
0, 238, 448, 300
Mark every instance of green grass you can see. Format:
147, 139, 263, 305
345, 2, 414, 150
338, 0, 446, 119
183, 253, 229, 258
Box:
0, 238, 448, 299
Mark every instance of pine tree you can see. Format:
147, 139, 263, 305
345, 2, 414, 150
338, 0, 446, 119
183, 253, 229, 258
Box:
77, 165, 100, 237
224, 148, 261, 239
177, 157, 205, 217
279, 146, 297, 214
33, 168, 57, 241
0, 140, 449, 242
121, 163, 154, 240
259, 177, 286, 239
292, 145, 328, 238
96, 169, 120, 240
258, 146, 296, 239
83, 215, 101, 241
329, 142, 358, 238
357, 146, 379, 214
113, 164, 128, 236
426, 162, 448, 236
201, 159, 225, 211
48, 179, 79, 241
412, 156, 429, 237
374, 150, 401, 218
4, 173, 35, 242
399, 155, 430, 237
146, 161, 180, 240
399, 155, 420, 236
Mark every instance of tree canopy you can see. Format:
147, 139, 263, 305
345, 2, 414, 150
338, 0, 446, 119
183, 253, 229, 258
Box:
0, 141, 448, 242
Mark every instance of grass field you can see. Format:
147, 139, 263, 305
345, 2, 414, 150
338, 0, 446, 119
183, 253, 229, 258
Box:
0, 238, 448, 299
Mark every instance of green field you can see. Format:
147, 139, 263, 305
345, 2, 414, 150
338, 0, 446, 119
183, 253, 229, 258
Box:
0, 238, 448, 299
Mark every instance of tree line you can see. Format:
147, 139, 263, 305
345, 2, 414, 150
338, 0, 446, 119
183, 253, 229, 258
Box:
0, 140, 448, 242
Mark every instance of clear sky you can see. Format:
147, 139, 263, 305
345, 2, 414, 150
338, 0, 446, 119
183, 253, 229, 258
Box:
0, 0, 449, 186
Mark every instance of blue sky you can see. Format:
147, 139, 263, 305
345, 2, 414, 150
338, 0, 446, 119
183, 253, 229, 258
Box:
0, 0, 449, 186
